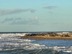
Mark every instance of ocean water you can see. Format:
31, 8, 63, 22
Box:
0, 33, 72, 54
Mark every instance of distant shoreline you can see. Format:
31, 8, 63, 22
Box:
0, 31, 72, 33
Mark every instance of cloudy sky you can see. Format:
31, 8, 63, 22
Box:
0, 0, 72, 32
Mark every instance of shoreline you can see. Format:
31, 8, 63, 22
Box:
21, 36, 72, 40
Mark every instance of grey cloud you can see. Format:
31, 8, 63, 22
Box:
43, 6, 57, 9
1, 18, 39, 25
1, 18, 21, 23
43, 6, 57, 14
28, 9, 36, 13
0, 9, 36, 16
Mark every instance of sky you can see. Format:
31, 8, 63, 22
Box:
0, 0, 72, 32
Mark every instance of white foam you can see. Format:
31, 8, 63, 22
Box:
0, 33, 48, 51
0, 33, 27, 38
0, 37, 1, 39
49, 46, 72, 53
0, 33, 72, 53
63, 50, 72, 53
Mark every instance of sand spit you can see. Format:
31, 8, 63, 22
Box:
21, 32, 72, 40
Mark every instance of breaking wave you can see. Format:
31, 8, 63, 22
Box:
0, 33, 72, 54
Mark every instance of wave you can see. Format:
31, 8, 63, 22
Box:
0, 33, 72, 54
0, 33, 47, 51
0, 33, 27, 38
0, 46, 72, 54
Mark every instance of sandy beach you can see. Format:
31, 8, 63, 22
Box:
21, 35, 72, 40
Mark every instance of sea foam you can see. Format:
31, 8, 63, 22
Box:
0, 33, 72, 54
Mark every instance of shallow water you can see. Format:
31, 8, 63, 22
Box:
34, 40, 72, 46
0, 33, 72, 54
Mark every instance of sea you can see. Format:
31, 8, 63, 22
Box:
0, 32, 72, 54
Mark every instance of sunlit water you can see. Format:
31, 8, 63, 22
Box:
0, 33, 72, 54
